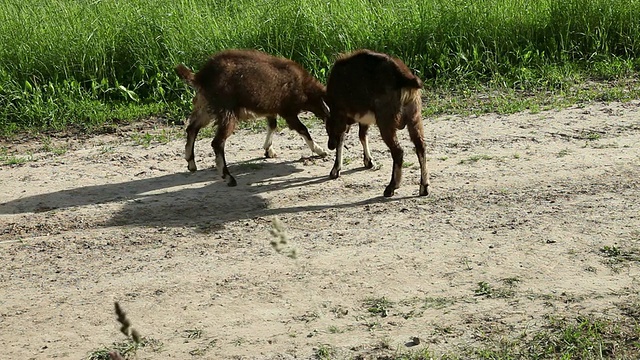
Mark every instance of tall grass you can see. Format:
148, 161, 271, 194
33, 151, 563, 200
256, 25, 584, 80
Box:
1, 0, 639, 135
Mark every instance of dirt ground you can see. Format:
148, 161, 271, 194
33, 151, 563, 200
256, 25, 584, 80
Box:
1, 100, 639, 359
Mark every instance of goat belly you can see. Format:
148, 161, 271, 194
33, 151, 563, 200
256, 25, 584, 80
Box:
352, 111, 377, 126
237, 108, 273, 121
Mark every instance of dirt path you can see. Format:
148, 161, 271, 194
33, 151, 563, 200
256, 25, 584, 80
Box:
1, 100, 639, 359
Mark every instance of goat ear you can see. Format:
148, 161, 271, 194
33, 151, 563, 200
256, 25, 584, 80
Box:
321, 98, 330, 120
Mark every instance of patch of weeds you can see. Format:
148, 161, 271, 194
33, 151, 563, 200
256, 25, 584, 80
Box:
328, 325, 344, 334
437, 156, 449, 161
474, 282, 494, 297
467, 315, 640, 359
599, 245, 640, 268
587, 142, 619, 149
87, 341, 137, 360
364, 319, 382, 331
580, 131, 602, 141
343, 156, 352, 166
502, 277, 520, 287
100, 145, 115, 154
184, 329, 203, 339
512, 153, 521, 159
459, 154, 493, 164
364, 296, 393, 317
0, 148, 33, 165
422, 296, 456, 309
402, 161, 414, 168
386, 347, 442, 360
331, 305, 349, 318
293, 311, 320, 323
314, 344, 335, 359
189, 339, 217, 356
618, 301, 640, 318
130, 129, 173, 148
601, 245, 622, 257
557, 149, 571, 157
94, 302, 164, 359
433, 324, 457, 336
41, 137, 68, 155
474, 281, 515, 298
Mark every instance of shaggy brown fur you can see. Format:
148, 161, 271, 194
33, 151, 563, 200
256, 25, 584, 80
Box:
176, 49, 329, 186
325, 49, 429, 197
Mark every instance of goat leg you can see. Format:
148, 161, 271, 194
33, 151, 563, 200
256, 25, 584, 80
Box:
263, 116, 278, 158
380, 128, 403, 197
212, 119, 237, 186
358, 123, 375, 169
284, 115, 327, 157
329, 132, 346, 179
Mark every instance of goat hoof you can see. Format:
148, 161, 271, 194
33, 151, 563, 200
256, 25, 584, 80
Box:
383, 187, 395, 197
329, 168, 340, 179
264, 149, 277, 158
187, 161, 197, 172
419, 184, 429, 196
227, 177, 237, 187
363, 157, 375, 169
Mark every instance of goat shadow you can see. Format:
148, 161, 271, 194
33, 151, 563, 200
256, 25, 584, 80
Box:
1, 158, 388, 228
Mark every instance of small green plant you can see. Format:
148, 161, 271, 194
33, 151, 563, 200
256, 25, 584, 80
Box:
581, 131, 602, 141
459, 154, 493, 164
314, 344, 335, 359
328, 325, 343, 334
1, 147, 33, 165
130, 129, 173, 148
89, 302, 163, 360
474, 281, 515, 298
41, 137, 68, 155
232, 337, 247, 346
422, 296, 456, 309
474, 282, 494, 297
557, 149, 571, 157
600, 245, 621, 257
364, 296, 393, 317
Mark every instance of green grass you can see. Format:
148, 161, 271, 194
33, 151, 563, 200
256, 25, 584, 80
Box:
0, 147, 32, 165
1, 0, 640, 136
459, 154, 493, 164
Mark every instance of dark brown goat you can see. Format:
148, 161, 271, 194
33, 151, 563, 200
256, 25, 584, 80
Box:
325, 49, 429, 197
175, 49, 329, 186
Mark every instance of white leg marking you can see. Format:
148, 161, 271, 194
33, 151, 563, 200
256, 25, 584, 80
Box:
302, 136, 328, 157
263, 126, 276, 157
360, 135, 374, 166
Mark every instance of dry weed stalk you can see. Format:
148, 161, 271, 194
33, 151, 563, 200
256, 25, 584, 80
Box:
269, 217, 298, 259
109, 302, 141, 360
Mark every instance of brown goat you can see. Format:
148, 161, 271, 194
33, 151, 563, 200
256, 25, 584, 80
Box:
175, 49, 329, 186
325, 49, 429, 197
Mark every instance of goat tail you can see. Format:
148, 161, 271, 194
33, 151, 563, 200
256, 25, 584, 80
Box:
400, 87, 422, 106
175, 64, 196, 87
398, 73, 423, 89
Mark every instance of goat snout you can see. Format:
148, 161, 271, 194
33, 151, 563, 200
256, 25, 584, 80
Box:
327, 137, 337, 151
